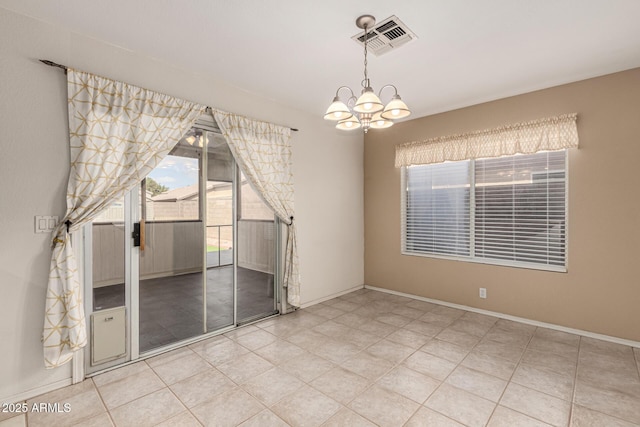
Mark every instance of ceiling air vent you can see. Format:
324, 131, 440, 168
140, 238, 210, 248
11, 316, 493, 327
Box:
351, 15, 417, 56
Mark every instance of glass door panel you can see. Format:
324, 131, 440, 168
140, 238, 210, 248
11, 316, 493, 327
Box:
237, 172, 277, 323
139, 144, 204, 352
205, 134, 235, 332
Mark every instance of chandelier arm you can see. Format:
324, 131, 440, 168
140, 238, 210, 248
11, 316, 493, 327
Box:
335, 86, 356, 100
378, 84, 399, 100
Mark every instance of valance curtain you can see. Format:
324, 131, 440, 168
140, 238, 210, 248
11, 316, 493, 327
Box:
395, 113, 578, 167
44, 69, 206, 368
212, 110, 300, 307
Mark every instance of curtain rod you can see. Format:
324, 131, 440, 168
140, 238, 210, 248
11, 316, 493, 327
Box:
40, 59, 299, 132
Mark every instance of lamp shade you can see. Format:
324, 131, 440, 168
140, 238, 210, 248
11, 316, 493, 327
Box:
336, 116, 361, 130
324, 97, 352, 121
381, 95, 411, 120
353, 88, 384, 114
369, 111, 394, 129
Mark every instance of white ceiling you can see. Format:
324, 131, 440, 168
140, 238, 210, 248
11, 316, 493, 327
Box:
2, 0, 640, 119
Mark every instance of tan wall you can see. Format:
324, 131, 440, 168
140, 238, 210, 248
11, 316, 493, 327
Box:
364, 68, 640, 342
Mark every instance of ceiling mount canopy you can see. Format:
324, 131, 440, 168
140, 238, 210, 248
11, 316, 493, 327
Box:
324, 14, 412, 133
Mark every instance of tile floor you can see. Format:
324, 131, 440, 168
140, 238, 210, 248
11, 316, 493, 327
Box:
2, 288, 639, 427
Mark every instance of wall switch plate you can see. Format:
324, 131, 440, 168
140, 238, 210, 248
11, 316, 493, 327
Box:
35, 216, 59, 233
479, 287, 487, 299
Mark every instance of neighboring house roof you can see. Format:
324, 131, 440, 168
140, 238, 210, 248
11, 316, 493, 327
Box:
152, 182, 231, 202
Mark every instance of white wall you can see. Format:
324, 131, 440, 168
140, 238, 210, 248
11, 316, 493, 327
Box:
0, 7, 364, 401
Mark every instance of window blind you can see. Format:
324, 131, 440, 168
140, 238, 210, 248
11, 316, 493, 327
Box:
404, 160, 471, 257
402, 151, 567, 270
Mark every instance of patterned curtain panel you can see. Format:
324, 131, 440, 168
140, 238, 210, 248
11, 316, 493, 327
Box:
212, 110, 301, 307
44, 69, 206, 368
395, 113, 578, 167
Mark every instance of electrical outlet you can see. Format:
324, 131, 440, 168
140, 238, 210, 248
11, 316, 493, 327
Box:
479, 287, 487, 299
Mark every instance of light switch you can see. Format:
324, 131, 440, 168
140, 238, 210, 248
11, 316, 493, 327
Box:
34, 216, 59, 233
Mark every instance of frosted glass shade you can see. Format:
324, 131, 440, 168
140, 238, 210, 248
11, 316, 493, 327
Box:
353, 88, 384, 114
369, 111, 394, 129
324, 97, 352, 121
381, 95, 411, 120
336, 116, 361, 130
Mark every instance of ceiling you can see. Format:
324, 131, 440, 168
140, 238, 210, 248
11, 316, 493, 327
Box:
2, 0, 640, 120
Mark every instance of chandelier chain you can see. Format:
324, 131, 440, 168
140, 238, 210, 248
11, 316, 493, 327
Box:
363, 23, 368, 87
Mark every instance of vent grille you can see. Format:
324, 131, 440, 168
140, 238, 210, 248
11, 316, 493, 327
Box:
352, 15, 417, 56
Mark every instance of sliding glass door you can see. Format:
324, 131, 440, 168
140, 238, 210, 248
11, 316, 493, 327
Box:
86, 123, 278, 373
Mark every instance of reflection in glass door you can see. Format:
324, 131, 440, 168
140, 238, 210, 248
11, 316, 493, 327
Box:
87, 123, 279, 372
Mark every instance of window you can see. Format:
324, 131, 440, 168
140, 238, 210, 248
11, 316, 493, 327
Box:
402, 150, 567, 271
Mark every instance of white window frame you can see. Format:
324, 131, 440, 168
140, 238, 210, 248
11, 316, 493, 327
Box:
401, 151, 569, 273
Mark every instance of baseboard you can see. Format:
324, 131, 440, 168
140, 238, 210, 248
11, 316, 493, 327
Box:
299, 284, 366, 309
1, 378, 72, 405
364, 285, 640, 349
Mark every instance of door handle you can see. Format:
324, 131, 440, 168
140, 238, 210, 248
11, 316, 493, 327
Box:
132, 220, 145, 250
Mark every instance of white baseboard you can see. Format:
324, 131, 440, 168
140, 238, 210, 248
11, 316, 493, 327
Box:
299, 284, 366, 309
1, 378, 72, 405
364, 285, 640, 349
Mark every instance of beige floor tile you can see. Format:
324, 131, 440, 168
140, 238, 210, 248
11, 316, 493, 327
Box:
154, 411, 201, 427
633, 348, 640, 373
243, 367, 305, 406
483, 327, 533, 347
376, 365, 440, 403
286, 329, 331, 352
374, 313, 412, 328
574, 379, 640, 424
191, 388, 264, 427
419, 312, 457, 328
528, 336, 579, 359
405, 299, 438, 312
234, 329, 279, 351
253, 339, 306, 366
460, 312, 499, 327
151, 352, 211, 385
436, 327, 481, 348
449, 318, 493, 337
169, 368, 236, 408
487, 405, 553, 427
579, 337, 632, 358
192, 337, 250, 366
403, 351, 457, 381
332, 312, 370, 328
425, 383, 496, 427
445, 365, 507, 402
187, 334, 228, 353
474, 339, 526, 363
355, 319, 398, 337
339, 328, 380, 350
461, 350, 518, 380
146, 347, 195, 368
391, 305, 426, 319
325, 299, 360, 313
109, 388, 184, 427
272, 385, 341, 426
217, 352, 273, 384
421, 338, 471, 364
309, 367, 370, 405
223, 324, 261, 340
385, 329, 431, 349
94, 367, 165, 410
349, 385, 420, 427
534, 328, 581, 346
71, 412, 114, 427
322, 408, 377, 427
261, 319, 300, 338
340, 352, 394, 381
430, 306, 466, 319
521, 348, 577, 378
405, 407, 465, 427
493, 319, 536, 335
570, 404, 639, 427
312, 320, 353, 338
309, 338, 362, 364
27, 381, 107, 427
92, 361, 148, 387
238, 409, 289, 427
0, 415, 26, 427
512, 364, 575, 401
365, 339, 416, 363
500, 382, 571, 427
305, 304, 346, 320
404, 319, 444, 337
279, 351, 336, 382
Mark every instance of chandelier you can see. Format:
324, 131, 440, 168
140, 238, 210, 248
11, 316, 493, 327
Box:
324, 15, 411, 133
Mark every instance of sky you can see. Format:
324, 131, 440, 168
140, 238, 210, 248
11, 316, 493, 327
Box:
147, 155, 199, 190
